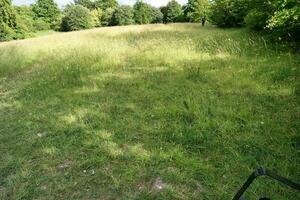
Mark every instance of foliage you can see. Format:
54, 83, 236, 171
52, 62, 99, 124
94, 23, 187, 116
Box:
90, 9, 102, 27
74, 0, 95, 10
101, 7, 115, 26
112, 5, 134, 26
267, 0, 300, 44
32, 0, 60, 25
95, 0, 118, 10
14, 5, 35, 32
60, 5, 92, 31
0, 0, 28, 41
186, 0, 211, 22
33, 18, 51, 31
211, 0, 250, 27
151, 7, 163, 23
0, 22, 15, 41
0, 0, 17, 29
244, 9, 268, 31
133, 0, 153, 24
163, 0, 183, 23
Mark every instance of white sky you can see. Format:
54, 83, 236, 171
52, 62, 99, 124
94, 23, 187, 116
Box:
13, 0, 188, 7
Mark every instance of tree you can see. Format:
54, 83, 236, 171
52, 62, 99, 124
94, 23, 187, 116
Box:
0, 0, 26, 41
90, 8, 102, 27
133, 0, 153, 24
151, 7, 163, 23
60, 5, 92, 31
74, 0, 95, 10
32, 0, 60, 24
211, 0, 250, 27
112, 5, 134, 26
0, 0, 17, 29
267, 0, 300, 43
101, 7, 115, 26
186, 0, 210, 22
163, 0, 183, 23
95, 0, 118, 10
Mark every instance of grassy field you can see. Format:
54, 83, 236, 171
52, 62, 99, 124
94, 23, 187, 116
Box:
0, 23, 299, 200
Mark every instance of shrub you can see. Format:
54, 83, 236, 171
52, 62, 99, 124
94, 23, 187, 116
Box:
211, 0, 250, 27
0, 22, 15, 41
112, 5, 134, 26
33, 18, 51, 31
60, 5, 92, 31
244, 9, 268, 31
267, 1, 300, 44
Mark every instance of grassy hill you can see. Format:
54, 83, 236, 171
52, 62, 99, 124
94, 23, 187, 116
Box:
0, 24, 299, 200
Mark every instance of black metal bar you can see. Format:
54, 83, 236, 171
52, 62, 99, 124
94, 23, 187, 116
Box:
232, 167, 300, 200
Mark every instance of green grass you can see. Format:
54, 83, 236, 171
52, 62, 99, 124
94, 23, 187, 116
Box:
0, 23, 299, 200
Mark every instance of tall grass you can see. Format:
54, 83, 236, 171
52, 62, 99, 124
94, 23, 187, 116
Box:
0, 24, 299, 200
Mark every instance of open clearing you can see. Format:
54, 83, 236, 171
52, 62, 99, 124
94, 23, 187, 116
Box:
0, 23, 299, 199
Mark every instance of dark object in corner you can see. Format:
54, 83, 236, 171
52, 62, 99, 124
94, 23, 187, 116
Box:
232, 167, 300, 200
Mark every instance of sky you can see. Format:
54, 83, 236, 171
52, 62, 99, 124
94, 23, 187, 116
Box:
13, 0, 188, 8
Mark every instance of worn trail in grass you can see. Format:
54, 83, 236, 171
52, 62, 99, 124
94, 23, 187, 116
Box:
0, 24, 299, 199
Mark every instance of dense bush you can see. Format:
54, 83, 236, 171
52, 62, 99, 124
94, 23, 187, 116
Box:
0, 22, 15, 41
244, 9, 268, 31
112, 5, 134, 26
60, 5, 92, 31
211, 0, 250, 27
0, 0, 28, 41
267, 0, 300, 44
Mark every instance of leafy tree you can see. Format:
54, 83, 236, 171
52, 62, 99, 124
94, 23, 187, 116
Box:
267, 0, 300, 43
32, 0, 60, 24
151, 7, 163, 23
186, 0, 210, 22
60, 5, 92, 31
14, 6, 35, 32
112, 5, 134, 26
90, 8, 102, 27
0, 0, 17, 29
95, 0, 118, 10
163, 0, 183, 23
74, 0, 95, 10
211, 0, 250, 27
0, 0, 27, 41
101, 7, 115, 26
133, 0, 153, 24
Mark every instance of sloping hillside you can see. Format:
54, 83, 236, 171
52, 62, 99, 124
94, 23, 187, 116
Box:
0, 24, 299, 200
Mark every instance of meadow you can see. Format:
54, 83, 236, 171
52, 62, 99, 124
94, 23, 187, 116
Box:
0, 23, 299, 199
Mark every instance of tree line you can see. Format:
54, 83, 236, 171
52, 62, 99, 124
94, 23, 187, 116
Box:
1, 0, 299, 45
